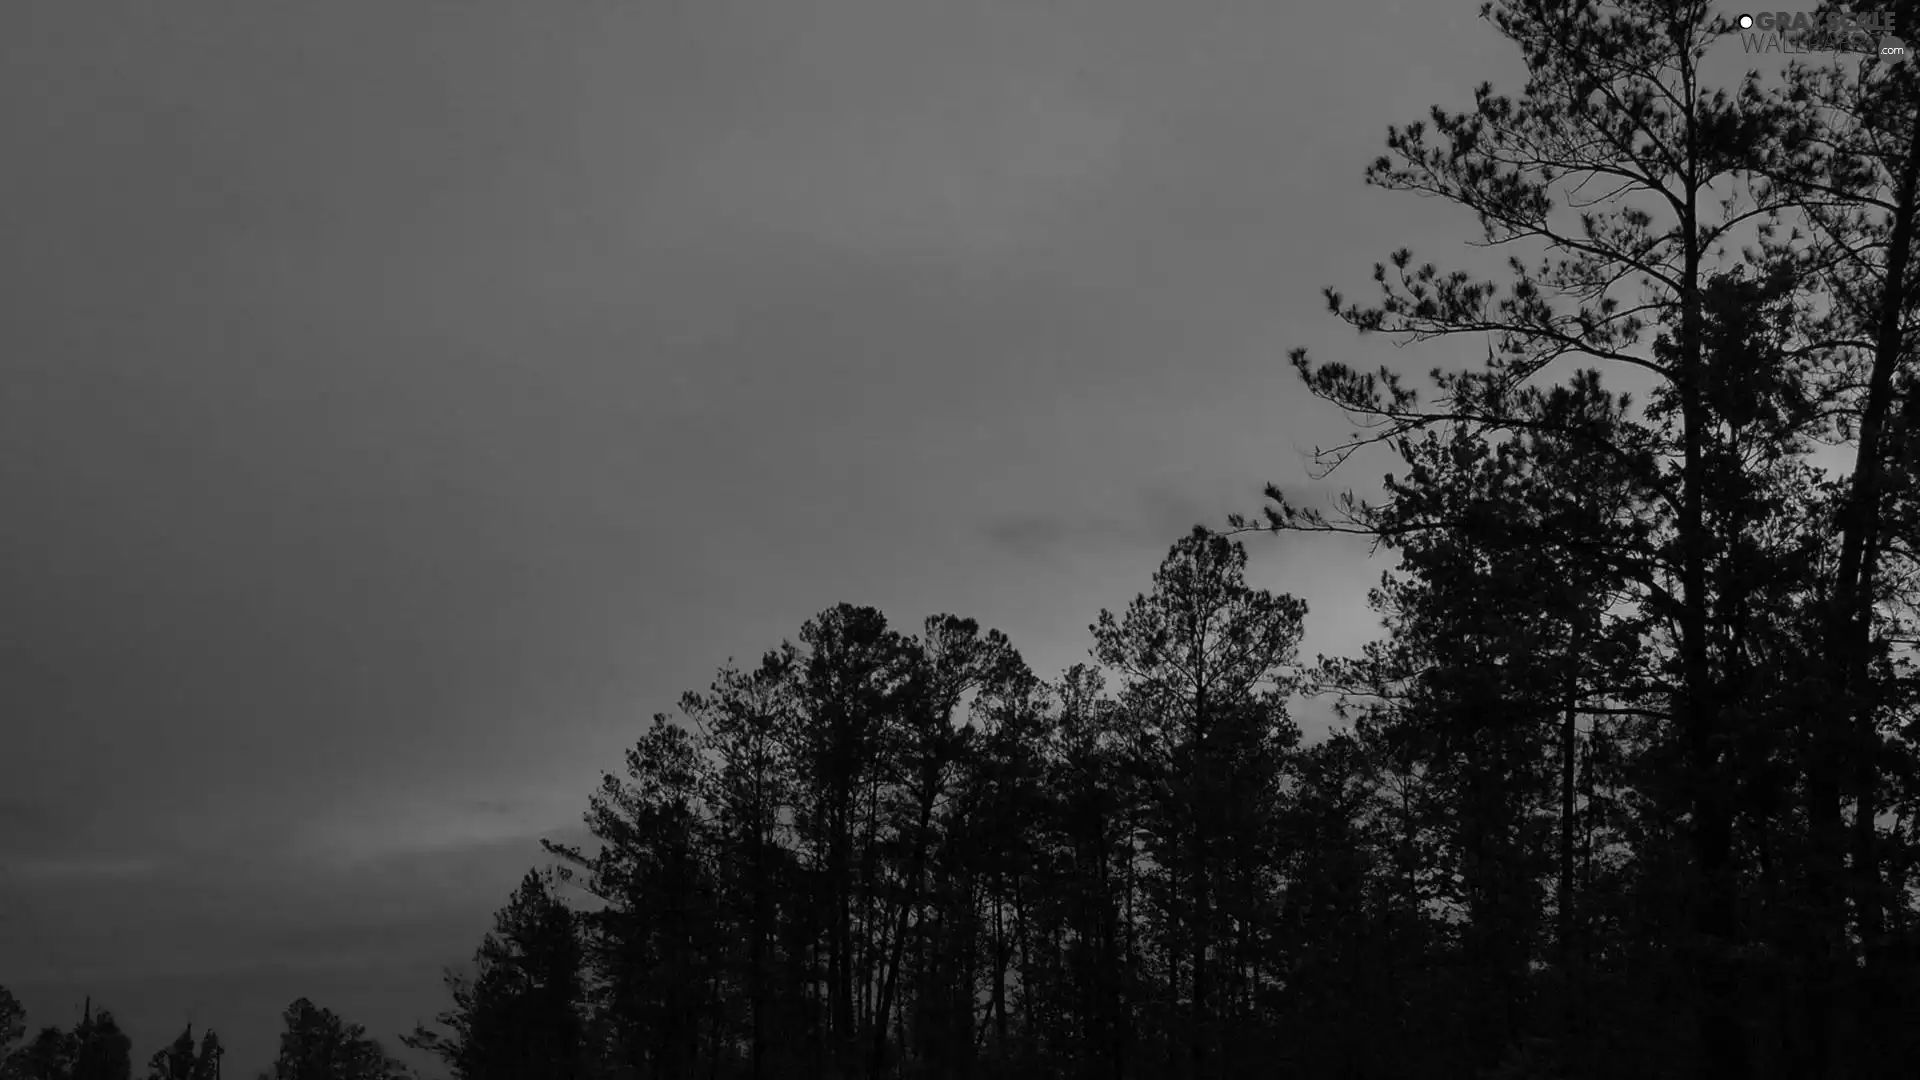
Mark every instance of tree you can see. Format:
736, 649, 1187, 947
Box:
7, 1027, 75, 1080
1307, 370, 1670, 1074
68, 1002, 129, 1080
540, 604, 1049, 1080
146, 1026, 221, 1080
783, 605, 921, 1079
1229, 2, 1817, 1075
866, 616, 1030, 1080
0, 987, 23, 1064
1752, 22, 1920, 1073
270, 999, 403, 1080
549, 697, 751, 1080
1091, 527, 1306, 1080
404, 870, 586, 1080
683, 651, 801, 1080
1042, 665, 1138, 1080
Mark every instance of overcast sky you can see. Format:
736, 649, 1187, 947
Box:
0, 0, 1661, 1073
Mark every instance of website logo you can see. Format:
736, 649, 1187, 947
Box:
1736, 10, 1906, 58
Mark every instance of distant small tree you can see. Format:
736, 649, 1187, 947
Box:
271, 999, 404, 1080
69, 1002, 130, 1080
0, 986, 23, 1061
146, 1026, 221, 1080
6, 1026, 75, 1080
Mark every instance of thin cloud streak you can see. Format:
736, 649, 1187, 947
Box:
9, 856, 163, 882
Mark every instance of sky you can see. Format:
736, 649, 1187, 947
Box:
0, 1, 1788, 1075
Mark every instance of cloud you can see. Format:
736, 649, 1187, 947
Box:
982, 514, 1086, 558
662, 78, 1131, 260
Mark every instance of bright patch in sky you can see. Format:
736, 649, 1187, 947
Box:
296, 789, 581, 867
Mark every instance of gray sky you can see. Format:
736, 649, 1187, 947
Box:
0, 0, 1544, 1073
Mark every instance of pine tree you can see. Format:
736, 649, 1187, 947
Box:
270, 999, 403, 1080
1092, 527, 1306, 1080
404, 870, 586, 1080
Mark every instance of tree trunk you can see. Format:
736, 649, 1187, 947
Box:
1678, 199, 1748, 1080
992, 889, 1009, 1064
1189, 674, 1210, 1080
1558, 617, 1585, 1069
1842, 79, 1920, 1080
871, 777, 938, 1078
1805, 73, 1920, 1080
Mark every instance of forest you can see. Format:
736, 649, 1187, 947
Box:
7, 1, 1920, 1078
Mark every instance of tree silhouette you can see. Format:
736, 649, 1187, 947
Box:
146, 1026, 221, 1080
1230, 2, 1920, 1075
403, 871, 586, 1080
269, 1000, 402, 1080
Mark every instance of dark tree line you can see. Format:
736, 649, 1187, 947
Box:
408, 532, 1323, 1080
14, 2, 1920, 1079
0, 988, 413, 1080
0, 996, 134, 1080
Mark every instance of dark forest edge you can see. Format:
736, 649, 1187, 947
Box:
8, 0, 1920, 1077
